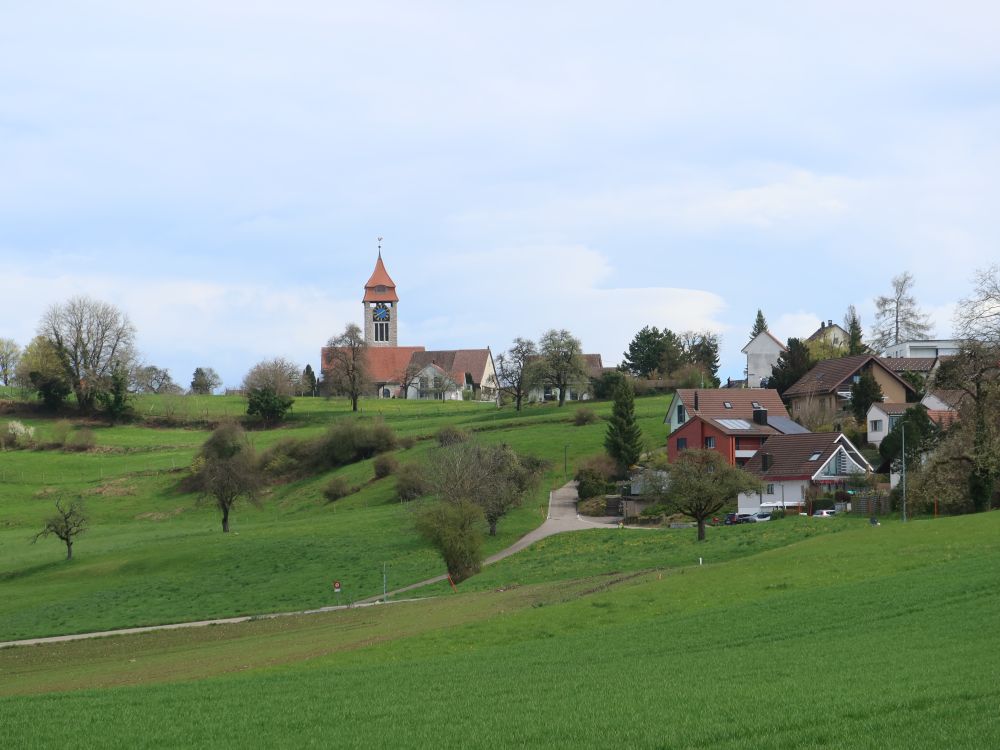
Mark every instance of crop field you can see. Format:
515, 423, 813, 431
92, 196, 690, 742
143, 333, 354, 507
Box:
1, 511, 997, 748
0, 394, 672, 640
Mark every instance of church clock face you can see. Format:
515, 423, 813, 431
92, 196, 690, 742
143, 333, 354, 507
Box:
373, 303, 390, 322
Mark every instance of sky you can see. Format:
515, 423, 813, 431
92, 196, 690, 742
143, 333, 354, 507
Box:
3, 2, 999, 388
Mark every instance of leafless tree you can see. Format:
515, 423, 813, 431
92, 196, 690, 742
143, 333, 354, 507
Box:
38, 296, 137, 412
325, 323, 371, 411
242, 357, 300, 397
495, 338, 537, 411
195, 422, 262, 532
133, 365, 182, 394
869, 272, 933, 353
955, 264, 1000, 343
537, 329, 588, 407
0, 338, 20, 386
33, 498, 88, 560
396, 360, 423, 399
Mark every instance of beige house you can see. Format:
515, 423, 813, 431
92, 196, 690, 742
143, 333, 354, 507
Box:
783, 355, 916, 421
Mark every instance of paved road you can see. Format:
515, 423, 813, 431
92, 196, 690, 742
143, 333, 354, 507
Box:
0, 481, 616, 650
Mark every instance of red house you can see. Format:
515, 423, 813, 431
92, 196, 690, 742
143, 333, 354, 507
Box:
667, 407, 809, 466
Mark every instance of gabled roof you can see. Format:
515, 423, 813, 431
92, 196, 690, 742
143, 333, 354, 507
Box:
363, 254, 399, 302
582, 354, 604, 379
410, 349, 494, 387
741, 329, 787, 354
806, 322, 850, 342
868, 402, 913, 417
881, 357, 938, 373
321, 345, 424, 384
783, 355, 916, 399
742, 432, 871, 480
923, 389, 966, 410
674, 388, 789, 419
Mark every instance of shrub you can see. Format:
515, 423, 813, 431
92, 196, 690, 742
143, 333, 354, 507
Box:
4, 420, 36, 450
258, 420, 399, 478
573, 407, 598, 426
396, 462, 429, 501
373, 454, 398, 479
835, 489, 850, 504
578, 498, 606, 516
414, 499, 484, 583
575, 454, 618, 499
65, 428, 96, 452
436, 425, 468, 446
399, 435, 416, 450
50, 420, 72, 447
322, 476, 357, 503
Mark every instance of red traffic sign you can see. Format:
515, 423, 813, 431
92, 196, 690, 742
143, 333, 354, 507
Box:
332, 580, 342, 593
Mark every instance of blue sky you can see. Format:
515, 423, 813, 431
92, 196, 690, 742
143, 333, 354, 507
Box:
3, 2, 999, 388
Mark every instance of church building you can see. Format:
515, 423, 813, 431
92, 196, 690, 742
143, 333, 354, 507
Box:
321, 253, 498, 402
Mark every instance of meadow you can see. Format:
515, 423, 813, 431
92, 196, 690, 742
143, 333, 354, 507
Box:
0, 393, 672, 640
1, 510, 997, 748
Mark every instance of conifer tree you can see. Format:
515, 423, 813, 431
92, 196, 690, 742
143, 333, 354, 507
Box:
844, 305, 866, 355
750, 310, 768, 339
605, 380, 644, 474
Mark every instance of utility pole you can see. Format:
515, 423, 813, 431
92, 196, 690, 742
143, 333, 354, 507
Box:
383, 562, 388, 603
901, 424, 907, 522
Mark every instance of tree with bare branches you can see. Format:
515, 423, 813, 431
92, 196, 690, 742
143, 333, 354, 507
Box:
33, 498, 88, 560
0, 338, 20, 386
195, 422, 262, 532
870, 272, 932, 353
324, 324, 371, 411
38, 296, 137, 412
495, 337, 537, 411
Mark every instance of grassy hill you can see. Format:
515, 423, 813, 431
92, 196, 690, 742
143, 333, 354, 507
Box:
0, 394, 672, 640
1, 511, 997, 748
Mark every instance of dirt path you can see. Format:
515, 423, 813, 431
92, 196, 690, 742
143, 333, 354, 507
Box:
0, 481, 614, 650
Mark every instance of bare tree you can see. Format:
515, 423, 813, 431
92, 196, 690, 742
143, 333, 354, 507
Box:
396, 360, 423, 400
537, 329, 588, 407
0, 338, 20, 386
495, 338, 537, 411
955, 264, 1000, 343
195, 422, 261, 532
133, 365, 181, 394
39, 296, 137, 412
870, 272, 933, 353
325, 324, 371, 411
242, 357, 300, 396
33, 498, 87, 560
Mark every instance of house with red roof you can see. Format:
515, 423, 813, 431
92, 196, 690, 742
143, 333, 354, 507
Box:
321, 253, 498, 401
782, 355, 916, 422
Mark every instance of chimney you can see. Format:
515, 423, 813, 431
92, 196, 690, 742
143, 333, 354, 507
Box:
828, 319, 833, 327
820, 321, 826, 329
693, 391, 699, 411
753, 408, 768, 426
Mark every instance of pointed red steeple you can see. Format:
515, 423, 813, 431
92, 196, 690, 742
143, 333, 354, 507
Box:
363, 252, 398, 302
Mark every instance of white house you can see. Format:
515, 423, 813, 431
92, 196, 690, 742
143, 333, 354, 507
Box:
737, 432, 872, 514
882, 339, 962, 358
866, 402, 911, 449
741, 330, 786, 389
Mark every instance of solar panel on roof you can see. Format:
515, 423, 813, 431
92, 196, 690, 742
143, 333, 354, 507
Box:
717, 419, 752, 430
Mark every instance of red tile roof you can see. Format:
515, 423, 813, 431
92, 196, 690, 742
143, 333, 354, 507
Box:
783, 355, 916, 398
675, 388, 789, 419
881, 357, 937, 373
363, 254, 398, 302
410, 349, 494, 387
321, 345, 424, 384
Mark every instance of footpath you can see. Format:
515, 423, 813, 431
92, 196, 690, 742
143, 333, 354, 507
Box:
0, 481, 617, 650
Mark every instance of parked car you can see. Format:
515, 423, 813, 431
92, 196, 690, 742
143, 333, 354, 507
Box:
736, 513, 755, 524
750, 512, 772, 522
813, 509, 837, 517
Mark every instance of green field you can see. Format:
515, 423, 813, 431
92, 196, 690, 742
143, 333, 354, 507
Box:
0, 394, 673, 640
2, 511, 997, 748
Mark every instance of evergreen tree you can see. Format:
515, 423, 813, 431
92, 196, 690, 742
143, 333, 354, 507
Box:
688, 333, 721, 385
301, 364, 317, 396
878, 405, 940, 473
657, 329, 685, 377
750, 309, 768, 339
622, 326, 666, 378
768, 338, 814, 395
604, 379, 644, 474
850, 369, 884, 424
844, 305, 866, 355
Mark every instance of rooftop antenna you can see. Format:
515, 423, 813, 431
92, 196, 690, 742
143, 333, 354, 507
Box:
377, 235, 383, 258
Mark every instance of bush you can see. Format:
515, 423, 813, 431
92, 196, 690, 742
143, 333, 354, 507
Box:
373, 454, 398, 479
246, 386, 294, 426
414, 499, 484, 583
573, 407, 598, 426
578, 498, 606, 516
65, 428, 96, 452
258, 420, 399, 478
322, 476, 357, 503
3, 420, 36, 450
396, 462, 429, 501
591, 370, 627, 400
399, 435, 416, 450
436, 425, 468, 446
49, 420, 72, 447
575, 454, 618, 499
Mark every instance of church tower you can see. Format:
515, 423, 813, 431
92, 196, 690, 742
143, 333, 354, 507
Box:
363, 250, 398, 347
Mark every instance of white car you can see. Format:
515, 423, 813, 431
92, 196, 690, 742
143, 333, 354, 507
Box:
750, 512, 772, 522
813, 509, 837, 518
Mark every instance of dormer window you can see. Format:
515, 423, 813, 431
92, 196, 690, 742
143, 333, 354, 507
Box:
809, 451, 821, 461
752, 401, 761, 409
724, 401, 733, 409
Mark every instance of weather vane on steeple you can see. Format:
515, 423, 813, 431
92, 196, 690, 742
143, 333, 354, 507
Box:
377, 236, 383, 257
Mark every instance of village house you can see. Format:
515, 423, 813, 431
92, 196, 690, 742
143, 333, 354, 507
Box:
741, 330, 786, 389
782, 354, 916, 422
737, 432, 872, 514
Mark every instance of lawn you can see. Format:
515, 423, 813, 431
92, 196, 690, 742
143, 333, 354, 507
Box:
0, 394, 673, 639
1, 511, 997, 748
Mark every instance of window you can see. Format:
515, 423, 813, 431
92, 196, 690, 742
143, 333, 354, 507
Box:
766, 484, 775, 495
870, 419, 883, 432
751, 401, 761, 409
852, 374, 861, 384
374, 322, 389, 342
724, 401, 733, 409
677, 405, 687, 423
704, 436, 716, 449
676, 437, 687, 451
889, 415, 901, 429
808, 451, 821, 461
